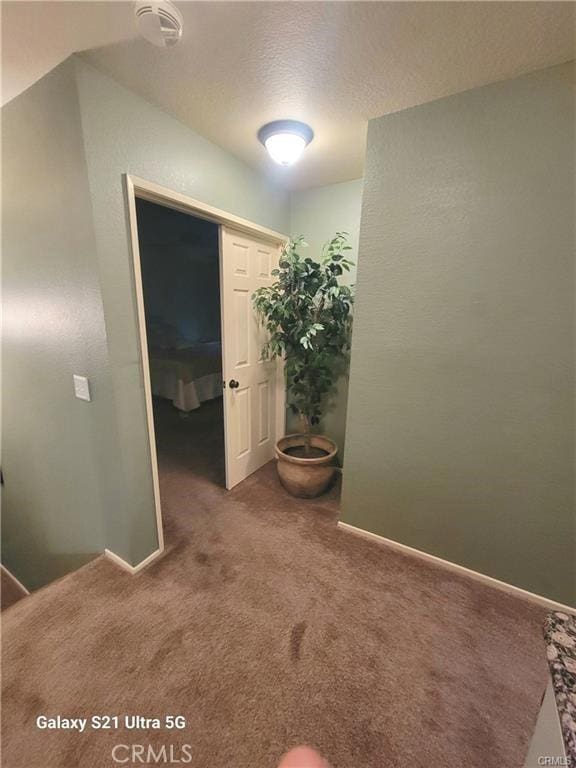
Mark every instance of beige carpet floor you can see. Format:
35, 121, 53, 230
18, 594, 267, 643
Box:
2, 397, 548, 767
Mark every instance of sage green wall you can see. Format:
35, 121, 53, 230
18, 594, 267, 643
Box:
288, 179, 364, 458
2, 61, 114, 589
342, 62, 575, 605
2, 56, 290, 585
73, 58, 290, 566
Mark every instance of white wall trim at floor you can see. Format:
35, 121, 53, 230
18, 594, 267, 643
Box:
104, 548, 163, 575
338, 521, 575, 614
1, 563, 30, 596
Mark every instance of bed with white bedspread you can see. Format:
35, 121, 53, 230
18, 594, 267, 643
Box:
148, 340, 222, 412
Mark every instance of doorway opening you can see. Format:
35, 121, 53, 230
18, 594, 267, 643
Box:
126, 176, 287, 555
135, 198, 225, 490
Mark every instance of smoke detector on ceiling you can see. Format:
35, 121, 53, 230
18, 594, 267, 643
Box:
134, 0, 183, 48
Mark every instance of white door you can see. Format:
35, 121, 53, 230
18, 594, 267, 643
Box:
220, 227, 285, 489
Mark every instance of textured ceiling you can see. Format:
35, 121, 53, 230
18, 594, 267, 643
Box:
3, 2, 575, 190
1, 2, 133, 104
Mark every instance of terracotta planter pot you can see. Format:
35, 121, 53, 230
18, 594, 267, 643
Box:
275, 434, 338, 498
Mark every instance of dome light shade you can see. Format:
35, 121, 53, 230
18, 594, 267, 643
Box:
258, 120, 314, 166
264, 133, 306, 166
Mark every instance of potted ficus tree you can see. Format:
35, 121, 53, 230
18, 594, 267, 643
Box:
253, 233, 354, 498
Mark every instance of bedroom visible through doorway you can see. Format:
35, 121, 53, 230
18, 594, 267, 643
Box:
135, 199, 225, 489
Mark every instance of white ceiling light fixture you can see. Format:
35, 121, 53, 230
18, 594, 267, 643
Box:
258, 120, 314, 167
135, 0, 183, 48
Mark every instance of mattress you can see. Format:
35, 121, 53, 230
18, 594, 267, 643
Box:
149, 341, 222, 411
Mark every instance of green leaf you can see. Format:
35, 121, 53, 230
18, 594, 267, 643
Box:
252, 233, 355, 424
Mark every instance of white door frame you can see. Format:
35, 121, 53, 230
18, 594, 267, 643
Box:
124, 174, 287, 556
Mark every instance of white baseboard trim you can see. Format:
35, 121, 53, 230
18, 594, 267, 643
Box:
104, 547, 163, 574
1, 563, 30, 596
337, 521, 575, 614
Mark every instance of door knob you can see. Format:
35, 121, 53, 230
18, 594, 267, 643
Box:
229, 379, 239, 389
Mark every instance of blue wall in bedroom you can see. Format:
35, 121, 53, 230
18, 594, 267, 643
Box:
136, 199, 220, 346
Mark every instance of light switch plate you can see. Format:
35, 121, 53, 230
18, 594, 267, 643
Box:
73, 374, 91, 402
